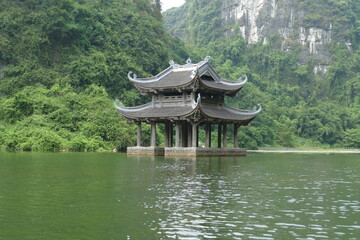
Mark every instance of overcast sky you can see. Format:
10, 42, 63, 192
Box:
161, 0, 185, 12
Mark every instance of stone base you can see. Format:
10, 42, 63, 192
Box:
127, 147, 246, 157
165, 147, 246, 157
127, 146, 165, 156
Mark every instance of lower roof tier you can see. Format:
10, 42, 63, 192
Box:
115, 100, 261, 125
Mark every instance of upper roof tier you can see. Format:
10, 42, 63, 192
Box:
128, 56, 247, 96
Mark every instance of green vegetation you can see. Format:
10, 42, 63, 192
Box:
0, 0, 188, 151
0, 0, 359, 151
193, 38, 359, 150
165, 0, 360, 149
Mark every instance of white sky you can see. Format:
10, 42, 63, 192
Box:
161, 0, 185, 12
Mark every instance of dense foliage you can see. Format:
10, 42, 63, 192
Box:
0, 0, 189, 151
165, 0, 360, 149
0, 0, 359, 151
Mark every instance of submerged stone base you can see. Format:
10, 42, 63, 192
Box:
165, 147, 247, 157
127, 146, 165, 156
127, 147, 246, 157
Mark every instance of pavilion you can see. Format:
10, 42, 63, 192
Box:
114, 57, 261, 157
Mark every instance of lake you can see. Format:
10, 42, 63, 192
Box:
0, 152, 359, 239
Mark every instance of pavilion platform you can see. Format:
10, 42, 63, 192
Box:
165, 147, 246, 157
127, 147, 165, 156
127, 147, 246, 157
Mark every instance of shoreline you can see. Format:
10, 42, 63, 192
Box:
248, 149, 360, 154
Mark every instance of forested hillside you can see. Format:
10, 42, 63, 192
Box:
0, 0, 189, 151
164, 0, 360, 149
0, 0, 359, 151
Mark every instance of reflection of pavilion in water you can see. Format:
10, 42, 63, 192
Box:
115, 57, 261, 157
141, 156, 247, 239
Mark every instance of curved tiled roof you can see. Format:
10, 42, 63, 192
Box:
114, 100, 197, 120
200, 104, 261, 123
114, 100, 261, 124
200, 77, 247, 92
130, 69, 195, 89
127, 57, 247, 94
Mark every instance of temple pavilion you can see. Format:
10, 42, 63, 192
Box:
114, 57, 261, 157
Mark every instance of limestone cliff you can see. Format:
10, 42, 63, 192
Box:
221, 0, 336, 74
163, 0, 355, 75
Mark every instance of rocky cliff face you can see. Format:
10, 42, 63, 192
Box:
164, 0, 353, 75
222, 0, 337, 74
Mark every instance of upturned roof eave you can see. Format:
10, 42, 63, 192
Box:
127, 65, 174, 83
197, 63, 249, 93
114, 99, 201, 121
198, 103, 262, 123
199, 79, 246, 96
132, 77, 197, 93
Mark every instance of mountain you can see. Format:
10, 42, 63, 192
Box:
164, 0, 359, 75
163, 0, 360, 148
0, 0, 358, 151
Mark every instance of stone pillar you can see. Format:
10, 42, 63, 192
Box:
234, 123, 239, 148
182, 122, 188, 147
205, 123, 211, 148
175, 122, 181, 147
169, 122, 173, 147
217, 123, 222, 148
151, 122, 156, 147
192, 123, 198, 147
223, 123, 227, 148
197, 126, 199, 147
137, 122, 142, 147
187, 123, 192, 147
165, 122, 170, 147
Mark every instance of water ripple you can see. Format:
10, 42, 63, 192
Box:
144, 155, 360, 239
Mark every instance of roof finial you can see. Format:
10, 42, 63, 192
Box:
114, 99, 124, 110
127, 71, 137, 81
239, 74, 248, 83
204, 56, 211, 62
186, 57, 192, 64
169, 60, 175, 67
252, 104, 262, 112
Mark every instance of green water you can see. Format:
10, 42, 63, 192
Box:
0, 152, 359, 240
